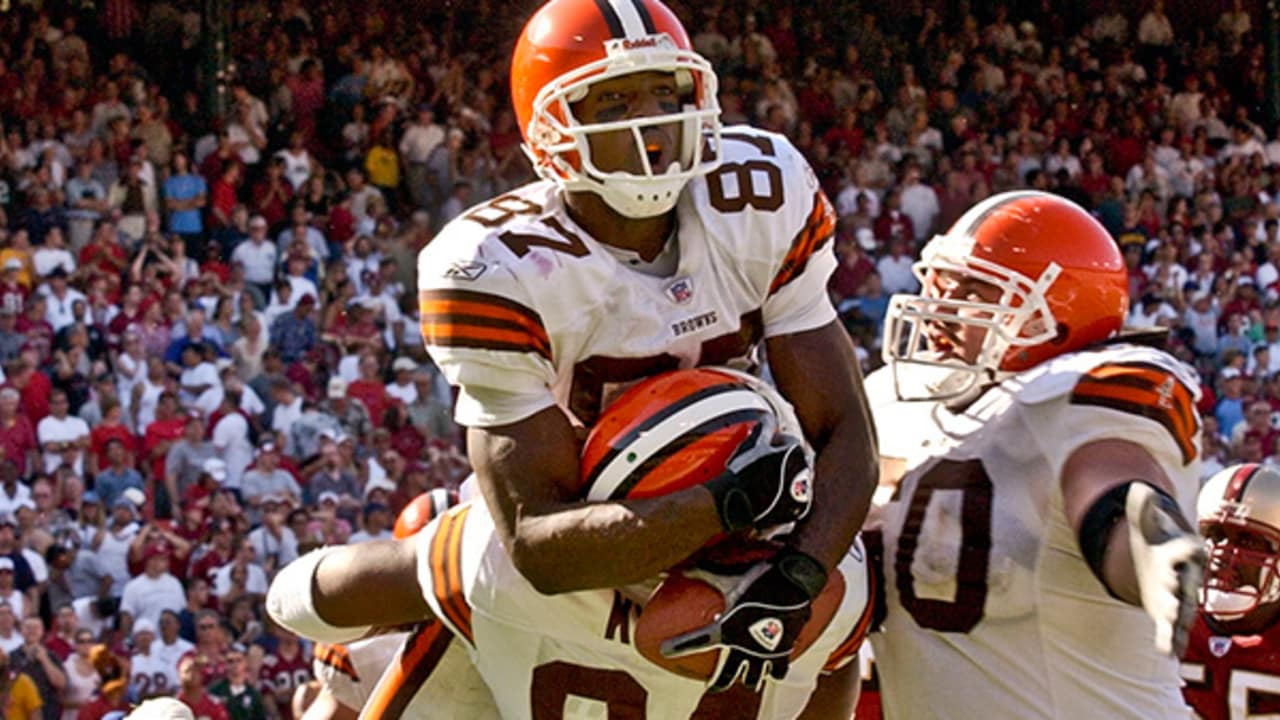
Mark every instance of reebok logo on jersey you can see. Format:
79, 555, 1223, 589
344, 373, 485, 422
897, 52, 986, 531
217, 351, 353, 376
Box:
749, 617, 784, 651
790, 470, 812, 503
444, 261, 487, 281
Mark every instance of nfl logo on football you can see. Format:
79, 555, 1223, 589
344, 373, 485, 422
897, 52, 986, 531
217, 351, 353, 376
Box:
667, 277, 694, 304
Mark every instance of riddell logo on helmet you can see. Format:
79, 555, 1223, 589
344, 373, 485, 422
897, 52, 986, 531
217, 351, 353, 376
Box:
605, 34, 676, 56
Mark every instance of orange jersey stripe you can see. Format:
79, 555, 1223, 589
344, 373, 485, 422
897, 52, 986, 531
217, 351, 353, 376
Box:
360, 622, 452, 720
1070, 362, 1199, 464
429, 505, 474, 646
824, 566, 877, 673
313, 643, 358, 681
422, 322, 552, 359
419, 289, 552, 359
770, 191, 836, 295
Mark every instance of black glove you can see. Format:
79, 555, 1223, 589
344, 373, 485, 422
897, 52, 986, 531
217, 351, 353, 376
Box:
705, 420, 813, 532
660, 547, 827, 692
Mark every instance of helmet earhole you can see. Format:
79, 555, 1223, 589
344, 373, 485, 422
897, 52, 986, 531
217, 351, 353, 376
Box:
1051, 322, 1069, 345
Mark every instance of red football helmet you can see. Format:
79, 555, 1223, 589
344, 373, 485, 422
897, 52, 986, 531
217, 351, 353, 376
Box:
883, 190, 1128, 399
579, 367, 807, 503
1198, 463, 1280, 630
510, 0, 722, 218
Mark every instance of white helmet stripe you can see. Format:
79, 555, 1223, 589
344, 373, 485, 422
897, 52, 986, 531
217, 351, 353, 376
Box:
586, 390, 772, 502
607, 0, 652, 38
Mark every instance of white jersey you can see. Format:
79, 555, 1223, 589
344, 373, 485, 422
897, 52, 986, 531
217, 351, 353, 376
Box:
312, 631, 500, 720
868, 345, 1202, 720
418, 125, 838, 427
414, 501, 872, 720
130, 650, 178, 699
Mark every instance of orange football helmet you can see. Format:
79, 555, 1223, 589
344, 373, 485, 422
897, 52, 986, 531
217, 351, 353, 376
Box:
393, 487, 457, 540
510, 0, 721, 218
1198, 463, 1280, 630
883, 190, 1128, 398
579, 367, 807, 503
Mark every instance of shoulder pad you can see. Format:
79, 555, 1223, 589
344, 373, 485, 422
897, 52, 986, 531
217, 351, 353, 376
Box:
1009, 345, 1201, 406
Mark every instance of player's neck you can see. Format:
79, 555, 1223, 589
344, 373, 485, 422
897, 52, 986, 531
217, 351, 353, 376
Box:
565, 191, 675, 262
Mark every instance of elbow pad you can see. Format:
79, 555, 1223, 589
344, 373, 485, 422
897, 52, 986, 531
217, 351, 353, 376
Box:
266, 547, 372, 644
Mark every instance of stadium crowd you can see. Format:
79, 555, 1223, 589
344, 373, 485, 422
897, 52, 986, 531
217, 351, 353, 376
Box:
0, 0, 1270, 716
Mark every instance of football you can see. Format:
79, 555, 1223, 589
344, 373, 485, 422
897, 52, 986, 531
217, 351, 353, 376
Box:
633, 562, 847, 680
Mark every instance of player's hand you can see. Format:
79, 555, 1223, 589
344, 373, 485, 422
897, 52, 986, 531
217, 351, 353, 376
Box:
1126, 483, 1206, 657
706, 419, 812, 532
659, 548, 826, 692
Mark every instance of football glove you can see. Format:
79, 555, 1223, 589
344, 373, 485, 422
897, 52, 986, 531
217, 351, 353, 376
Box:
1126, 482, 1206, 657
705, 419, 813, 533
660, 547, 826, 692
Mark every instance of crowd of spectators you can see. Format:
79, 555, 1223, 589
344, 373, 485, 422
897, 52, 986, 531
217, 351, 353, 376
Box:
0, 0, 1272, 716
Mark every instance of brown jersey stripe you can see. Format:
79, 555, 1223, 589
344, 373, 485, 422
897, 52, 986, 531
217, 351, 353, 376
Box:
422, 322, 553, 360
361, 621, 453, 719
770, 191, 836, 295
823, 565, 877, 673
429, 505, 474, 646
420, 290, 550, 343
1071, 378, 1198, 441
312, 643, 358, 681
1069, 386, 1198, 465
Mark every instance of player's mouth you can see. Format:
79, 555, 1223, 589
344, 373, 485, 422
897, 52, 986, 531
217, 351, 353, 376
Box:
639, 127, 675, 173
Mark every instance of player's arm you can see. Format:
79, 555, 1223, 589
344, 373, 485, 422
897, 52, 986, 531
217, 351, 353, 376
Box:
767, 320, 878, 572
267, 537, 431, 640
1061, 438, 1204, 655
470, 407, 725, 594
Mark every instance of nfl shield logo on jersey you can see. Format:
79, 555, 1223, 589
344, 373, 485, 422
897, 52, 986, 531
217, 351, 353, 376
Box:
666, 277, 694, 304
1208, 636, 1233, 657
749, 617, 784, 651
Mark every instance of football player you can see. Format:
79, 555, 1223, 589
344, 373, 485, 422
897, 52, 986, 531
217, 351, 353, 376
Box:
1183, 463, 1280, 719
866, 191, 1206, 718
295, 489, 501, 720
268, 0, 877, 698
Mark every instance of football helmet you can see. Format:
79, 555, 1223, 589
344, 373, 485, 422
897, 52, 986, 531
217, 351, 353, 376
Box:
578, 367, 807, 503
393, 488, 457, 539
511, 0, 722, 218
1198, 463, 1280, 628
883, 190, 1128, 399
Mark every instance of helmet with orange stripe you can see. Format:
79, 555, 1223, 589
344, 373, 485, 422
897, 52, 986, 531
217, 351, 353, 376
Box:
883, 190, 1128, 400
578, 367, 808, 507
393, 488, 458, 540
1198, 463, 1280, 634
511, 0, 721, 218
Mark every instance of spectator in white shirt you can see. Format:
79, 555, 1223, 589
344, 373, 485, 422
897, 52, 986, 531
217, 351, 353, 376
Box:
230, 216, 278, 295
348, 503, 394, 544
36, 390, 90, 476
898, 165, 940, 244
876, 236, 919, 295
120, 544, 186, 632
385, 357, 418, 406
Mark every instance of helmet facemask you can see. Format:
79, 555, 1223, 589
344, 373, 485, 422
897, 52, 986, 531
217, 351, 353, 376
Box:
1200, 516, 1280, 628
882, 233, 1062, 401
523, 34, 722, 218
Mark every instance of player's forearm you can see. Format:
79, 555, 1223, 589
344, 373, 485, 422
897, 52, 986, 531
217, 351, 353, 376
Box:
788, 411, 878, 571
507, 489, 723, 594
308, 539, 432, 629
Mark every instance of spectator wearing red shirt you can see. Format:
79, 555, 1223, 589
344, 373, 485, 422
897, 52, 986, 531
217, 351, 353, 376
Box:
346, 353, 391, 431
9, 347, 51, 425
176, 653, 229, 720
142, 393, 187, 519
208, 162, 242, 231
251, 158, 293, 231
0, 388, 37, 478
87, 400, 136, 476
